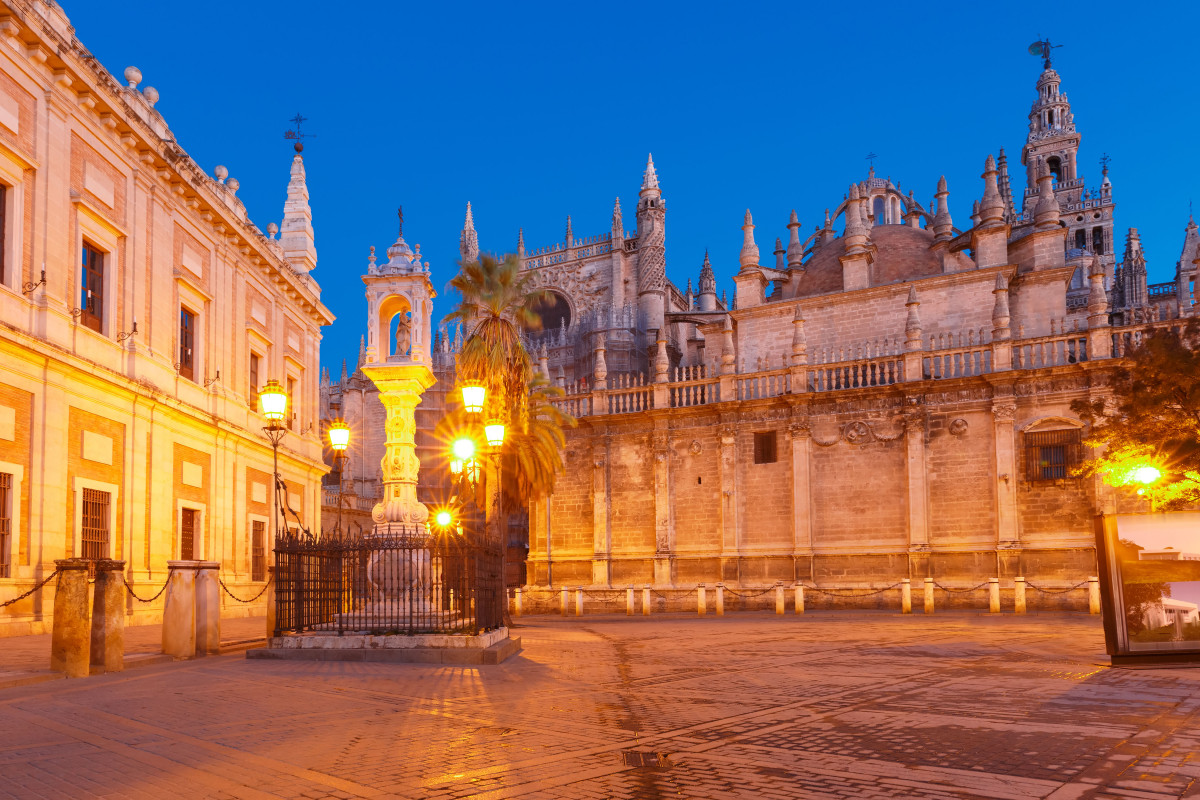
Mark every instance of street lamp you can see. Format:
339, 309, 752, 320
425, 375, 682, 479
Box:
461, 381, 485, 415
485, 420, 506, 449
259, 379, 290, 541
327, 418, 351, 537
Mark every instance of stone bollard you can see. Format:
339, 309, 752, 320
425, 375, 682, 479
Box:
90, 560, 126, 673
642, 585, 651, 616
514, 587, 523, 617
1014, 577, 1026, 615
924, 577, 935, 614
195, 562, 221, 656
1088, 576, 1100, 615
50, 559, 91, 678
988, 577, 1000, 614
775, 582, 785, 615
162, 563, 198, 658
697, 584, 706, 616
715, 583, 725, 616
626, 586, 635, 616
794, 584, 805, 615
264, 566, 276, 639
560, 587, 569, 616
901, 578, 912, 614
575, 588, 584, 617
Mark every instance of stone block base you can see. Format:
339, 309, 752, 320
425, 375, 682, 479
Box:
246, 628, 521, 665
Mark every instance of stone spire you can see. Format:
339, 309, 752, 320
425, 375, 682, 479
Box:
739, 210, 760, 272
565, 215, 573, 247
357, 335, 366, 369
1120, 228, 1148, 309
843, 184, 869, 254
997, 148, 1016, 220
991, 273, 1011, 339
786, 209, 804, 269
340, 358, 348, 384
979, 154, 1005, 227
904, 285, 923, 350
932, 176, 954, 243
280, 152, 317, 273
642, 153, 659, 193
774, 237, 785, 271
459, 201, 479, 265
1033, 162, 1060, 232
611, 197, 623, 237
517, 227, 525, 259
791, 304, 807, 365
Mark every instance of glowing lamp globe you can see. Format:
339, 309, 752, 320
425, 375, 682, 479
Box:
450, 459, 463, 475
327, 419, 350, 452
1132, 465, 1162, 485
485, 420, 506, 448
452, 437, 476, 462
435, 509, 453, 528
258, 379, 288, 424
461, 382, 486, 415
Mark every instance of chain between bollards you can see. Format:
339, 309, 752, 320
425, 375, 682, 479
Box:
0, 569, 58, 608
121, 574, 170, 604
218, 575, 272, 604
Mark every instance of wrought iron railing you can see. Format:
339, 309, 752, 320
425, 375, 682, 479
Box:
273, 525, 503, 637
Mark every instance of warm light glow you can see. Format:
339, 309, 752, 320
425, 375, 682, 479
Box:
1132, 465, 1162, 485
450, 459, 463, 475
435, 509, 453, 527
485, 420, 505, 448
258, 378, 288, 423
461, 382, 486, 414
327, 419, 350, 451
452, 437, 476, 461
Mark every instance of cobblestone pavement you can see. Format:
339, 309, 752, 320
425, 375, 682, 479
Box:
2, 612, 1199, 799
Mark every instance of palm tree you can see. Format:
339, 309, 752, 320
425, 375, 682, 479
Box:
440, 253, 576, 612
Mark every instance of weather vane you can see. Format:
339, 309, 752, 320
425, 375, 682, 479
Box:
397, 206, 403, 238
283, 113, 315, 153
1027, 38, 1062, 68
1100, 152, 1111, 175
865, 152, 878, 170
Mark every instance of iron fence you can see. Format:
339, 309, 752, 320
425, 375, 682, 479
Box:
273, 524, 503, 637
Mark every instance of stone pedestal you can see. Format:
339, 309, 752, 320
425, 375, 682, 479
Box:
196, 561, 221, 655
162, 562, 198, 658
50, 559, 91, 678
90, 560, 126, 673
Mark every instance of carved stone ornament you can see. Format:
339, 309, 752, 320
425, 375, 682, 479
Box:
992, 403, 1017, 422
652, 431, 670, 451
844, 421, 871, 444
788, 420, 811, 439
718, 423, 737, 445
903, 413, 927, 433
949, 418, 969, 436
689, 439, 703, 455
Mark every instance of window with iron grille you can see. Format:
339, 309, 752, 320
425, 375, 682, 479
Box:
0, 184, 8, 286
251, 519, 266, 582
1024, 429, 1083, 481
0, 472, 11, 578
287, 376, 296, 431
249, 352, 261, 410
179, 307, 195, 381
180, 508, 196, 560
753, 431, 777, 464
80, 242, 105, 334
80, 488, 110, 560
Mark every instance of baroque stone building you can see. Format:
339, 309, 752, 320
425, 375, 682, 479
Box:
500, 57, 1193, 591
0, 0, 333, 635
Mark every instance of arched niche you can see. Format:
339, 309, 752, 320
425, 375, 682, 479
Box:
524, 290, 572, 334
378, 293, 413, 360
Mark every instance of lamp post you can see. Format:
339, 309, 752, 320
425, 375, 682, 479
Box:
327, 419, 351, 538
458, 382, 509, 612
258, 379, 289, 541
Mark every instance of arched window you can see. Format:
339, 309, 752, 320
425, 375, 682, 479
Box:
1047, 156, 1063, 184
1093, 226, 1105, 255
524, 291, 571, 334
1075, 229, 1086, 250
890, 197, 901, 224
872, 197, 885, 225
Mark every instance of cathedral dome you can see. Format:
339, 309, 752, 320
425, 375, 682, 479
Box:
794, 225, 974, 298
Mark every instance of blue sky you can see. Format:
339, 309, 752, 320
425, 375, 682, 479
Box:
68, 1, 1200, 374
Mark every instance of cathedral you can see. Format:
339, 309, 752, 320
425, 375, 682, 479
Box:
321, 54, 1197, 597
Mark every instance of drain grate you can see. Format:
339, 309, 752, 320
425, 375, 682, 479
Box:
621, 750, 673, 769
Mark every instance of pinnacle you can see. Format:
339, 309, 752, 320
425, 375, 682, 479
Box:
937, 175, 948, 194
789, 209, 799, 226
464, 201, 475, 230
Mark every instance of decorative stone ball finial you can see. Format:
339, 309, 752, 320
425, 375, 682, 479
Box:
214, 165, 228, 184
227, 178, 239, 194
142, 86, 159, 107
123, 66, 142, 89
266, 222, 278, 239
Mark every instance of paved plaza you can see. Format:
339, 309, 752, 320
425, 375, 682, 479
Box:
1, 612, 1199, 799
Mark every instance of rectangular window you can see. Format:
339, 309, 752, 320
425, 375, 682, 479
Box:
80, 242, 105, 334
1025, 429, 1083, 481
80, 488, 110, 560
753, 431, 777, 464
287, 377, 296, 431
249, 352, 261, 410
0, 472, 11, 578
251, 520, 265, 582
0, 184, 8, 286
1093, 226, 1105, 255
179, 307, 196, 381
1075, 229, 1086, 250
180, 508, 197, 560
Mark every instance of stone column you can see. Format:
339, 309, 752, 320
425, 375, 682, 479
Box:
789, 419, 813, 570
591, 436, 610, 586
991, 399, 1019, 548
90, 560, 126, 674
652, 426, 674, 586
718, 418, 738, 583
195, 561, 221, 655
162, 562, 198, 659
904, 406, 930, 554
50, 559, 91, 678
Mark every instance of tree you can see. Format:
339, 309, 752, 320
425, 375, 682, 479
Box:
439, 253, 576, 598
1071, 320, 1200, 509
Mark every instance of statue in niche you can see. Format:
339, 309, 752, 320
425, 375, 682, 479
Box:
393, 311, 411, 357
